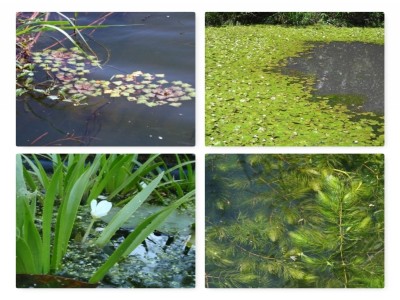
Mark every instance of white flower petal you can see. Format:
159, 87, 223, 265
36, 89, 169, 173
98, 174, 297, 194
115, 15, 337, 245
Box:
91, 200, 112, 219
91, 199, 97, 212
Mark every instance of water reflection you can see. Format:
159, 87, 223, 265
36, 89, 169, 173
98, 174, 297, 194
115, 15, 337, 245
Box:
281, 42, 384, 114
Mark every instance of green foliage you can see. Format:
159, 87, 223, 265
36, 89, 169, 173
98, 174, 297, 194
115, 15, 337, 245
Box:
89, 189, 195, 283
205, 12, 384, 28
205, 154, 384, 288
16, 154, 195, 284
205, 25, 384, 146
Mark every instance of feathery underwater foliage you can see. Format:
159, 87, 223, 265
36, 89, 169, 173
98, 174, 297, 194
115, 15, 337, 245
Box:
205, 154, 384, 288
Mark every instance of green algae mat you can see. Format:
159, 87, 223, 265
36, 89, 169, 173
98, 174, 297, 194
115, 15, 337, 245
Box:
205, 25, 384, 146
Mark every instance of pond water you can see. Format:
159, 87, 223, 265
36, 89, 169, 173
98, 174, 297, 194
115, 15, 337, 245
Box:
16, 12, 195, 146
280, 42, 384, 114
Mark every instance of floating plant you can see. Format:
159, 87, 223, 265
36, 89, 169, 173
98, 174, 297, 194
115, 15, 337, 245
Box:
25, 47, 195, 107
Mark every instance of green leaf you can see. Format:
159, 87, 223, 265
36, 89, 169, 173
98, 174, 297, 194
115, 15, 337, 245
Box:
21, 200, 43, 273
51, 156, 100, 270
89, 189, 194, 283
41, 164, 63, 274
95, 172, 165, 247
16, 237, 36, 274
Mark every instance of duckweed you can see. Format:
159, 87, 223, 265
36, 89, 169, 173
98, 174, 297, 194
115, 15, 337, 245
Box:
206, 25, 384, 146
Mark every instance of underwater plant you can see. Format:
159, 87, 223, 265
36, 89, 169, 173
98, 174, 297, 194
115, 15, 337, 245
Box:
16, 154, 195, 287
205, 154, 384, 288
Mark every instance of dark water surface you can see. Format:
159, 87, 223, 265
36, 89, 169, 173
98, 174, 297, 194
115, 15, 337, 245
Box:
17, 12, 195, 146
280, 42, 384, 114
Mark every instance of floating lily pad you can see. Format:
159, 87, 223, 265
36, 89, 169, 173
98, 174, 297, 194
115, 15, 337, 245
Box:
28, 47, 195, 108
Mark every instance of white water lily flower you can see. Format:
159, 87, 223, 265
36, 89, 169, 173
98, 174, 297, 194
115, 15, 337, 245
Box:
90, 199, 112, 219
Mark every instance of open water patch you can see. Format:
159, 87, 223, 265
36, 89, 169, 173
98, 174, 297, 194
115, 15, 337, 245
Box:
279, 41, 384, 114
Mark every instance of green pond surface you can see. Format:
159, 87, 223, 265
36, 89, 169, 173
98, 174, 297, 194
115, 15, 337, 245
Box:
205, 25, 384, 146
17, 12, 195, 146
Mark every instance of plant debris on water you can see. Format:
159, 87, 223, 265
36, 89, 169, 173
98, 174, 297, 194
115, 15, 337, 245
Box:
22, 47, 195, 107
205, 25, 384, 146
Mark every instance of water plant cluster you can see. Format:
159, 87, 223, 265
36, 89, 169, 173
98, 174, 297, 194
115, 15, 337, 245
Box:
206, 25, 384, 146
16, 12, 195, 109
16, 154, 195, 287
205, 154, 384, 288
20, 47, 195, 107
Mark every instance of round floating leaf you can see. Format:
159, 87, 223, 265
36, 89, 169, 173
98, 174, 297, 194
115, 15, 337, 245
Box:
145, 102, 158, 107
110, 92, 121, 97
180, 96, 192, 101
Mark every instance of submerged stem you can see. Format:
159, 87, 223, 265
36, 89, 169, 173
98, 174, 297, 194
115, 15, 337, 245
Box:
82, 219, 96, 243
338, 200, 348, 287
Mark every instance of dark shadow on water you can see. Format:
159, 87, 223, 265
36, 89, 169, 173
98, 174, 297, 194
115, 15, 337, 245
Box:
279, 42, 384, 114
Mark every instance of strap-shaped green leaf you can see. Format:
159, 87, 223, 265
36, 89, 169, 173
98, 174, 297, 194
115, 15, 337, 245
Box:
95, 172, 165, 247
89, 189, 194, 283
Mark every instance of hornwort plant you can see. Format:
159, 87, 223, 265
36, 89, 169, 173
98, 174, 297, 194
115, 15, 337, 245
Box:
205, 154, 383, 288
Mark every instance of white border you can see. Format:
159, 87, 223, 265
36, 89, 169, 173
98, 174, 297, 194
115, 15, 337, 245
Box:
4, 1, 400, 299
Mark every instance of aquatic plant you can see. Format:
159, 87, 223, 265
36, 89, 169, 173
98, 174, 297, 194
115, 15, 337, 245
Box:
16, 12, 101, 97
205, 154, 384, 288
16, 13, 195, 108
16, 154, 195, 285
19, 47, 196, 107
82, 199, 112, 243
205, 25, 384, 146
